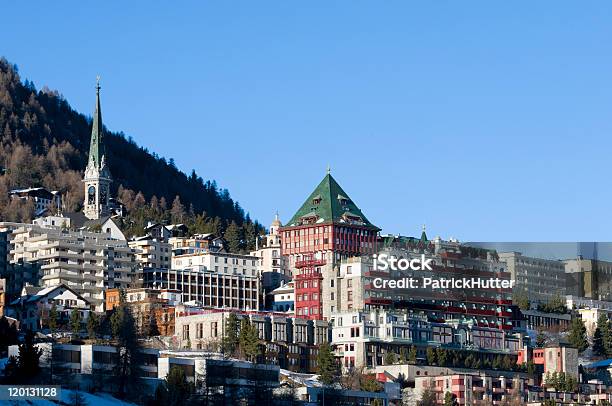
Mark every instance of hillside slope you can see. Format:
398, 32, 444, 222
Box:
0, 57, 262, 249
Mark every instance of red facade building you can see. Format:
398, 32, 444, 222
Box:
281, 172, 379, 320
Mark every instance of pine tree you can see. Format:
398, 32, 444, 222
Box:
597, 313, 612, 357
408, 346, 417, 364
221, 313, 239, 356
70, 309, 81, 336
165, 365, 193, 406
316, 341, 338, 385
87, 312, 100, 340
444, 391, 456, 406
48, 304, 58, 334
109, 290, 142, 398
17, 330, 42, 382
417, 387, 437, 406
593, 324, 606, 357
426, 347, 437, 366
568, 317, 588, 353
384, 350, 396, 365
238, 318, 260, 362
224, 221, 242, 253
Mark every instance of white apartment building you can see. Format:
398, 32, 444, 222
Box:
5, 223, 138, 311
143, 251, 261, 310
250, 214, 290, 293
498, 251, 566, 304
128, 236, 171, 269
331, 310, 524, 370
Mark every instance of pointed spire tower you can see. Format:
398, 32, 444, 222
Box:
83, 77, 112, 220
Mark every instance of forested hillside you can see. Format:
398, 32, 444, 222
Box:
0, 57, 262, 250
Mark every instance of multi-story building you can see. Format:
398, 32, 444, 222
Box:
517, 344, 579, 380
169, 233, 224, 256
6, 223, 138, 311
565, 257, 612, 301
499, 251, 566, 304
251, 214, 290, 299
144, 251, 261, 310
270, 281, 294, 312
281, 172, 380, 320
521, 309, 571, 332
105, 287, 177, 336
129, 236, 171, 269
415, 373, 528, 405
173, 308, 329, 372
336, 235, 521, 331
9, 187, 61, 217
331, 310, 525, 370
6, 284, 91, 331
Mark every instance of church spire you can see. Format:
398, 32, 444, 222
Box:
88, 76, 106, 170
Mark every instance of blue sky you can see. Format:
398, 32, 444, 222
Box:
1, 2, 611, 241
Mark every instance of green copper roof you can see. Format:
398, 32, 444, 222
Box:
88, 80, 106, 170
285, 173, 378, 229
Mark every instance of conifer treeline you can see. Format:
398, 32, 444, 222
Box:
0, 57, 264, 246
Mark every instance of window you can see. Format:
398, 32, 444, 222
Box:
182, 325, 190, 340
347, 279, 353, 288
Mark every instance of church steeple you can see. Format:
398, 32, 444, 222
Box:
83, 77, 112, 220
88, 76, 106, 170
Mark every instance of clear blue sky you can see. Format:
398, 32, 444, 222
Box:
1, 2, 611, 241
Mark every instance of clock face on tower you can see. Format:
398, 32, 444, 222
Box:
88, 186, 96, 205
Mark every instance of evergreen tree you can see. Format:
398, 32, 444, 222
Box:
417, 387, 437, 406
593, 323, 606, 357
512, 290, 530, 310
70, 309, 81, 336
17, 330, 42, 382
360, 374, 382, 392
444, 391, 456, 406
384, 350, 396, 365
109, 290, 142, 399
48, 304, 58, 334
316, 342, 338, 385
426, 347, 437, 366
238, 318, 260, 362
568, 317, 588, 353
221, 313, 239, 356
597, 313, 612, 357
0, 316, 18, 351
224, 221, 242, 253
87, 312, 100, 340
436, 348, 448, 367
408, 346, 417, 364
164, 365, 193, 406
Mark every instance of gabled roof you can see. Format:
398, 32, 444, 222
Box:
11, 284, 90, 306
285, 173, 378, 229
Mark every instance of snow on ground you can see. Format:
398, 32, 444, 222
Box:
280, 368, 322, 387
0, 390, 137, 406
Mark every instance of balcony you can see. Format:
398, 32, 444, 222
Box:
295, 258, 326, 268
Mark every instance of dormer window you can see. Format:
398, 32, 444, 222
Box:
312, 195, 322, 205
337, 194, 349, 206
